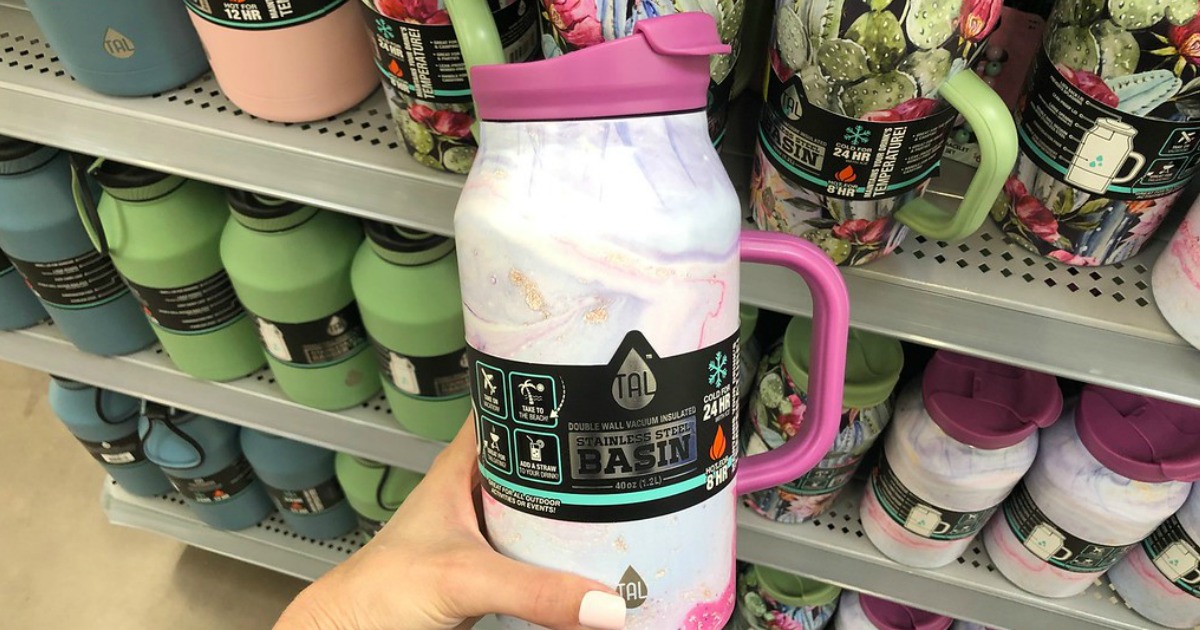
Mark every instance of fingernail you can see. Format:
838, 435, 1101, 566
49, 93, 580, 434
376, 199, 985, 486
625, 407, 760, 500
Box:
578, 591, 626, 630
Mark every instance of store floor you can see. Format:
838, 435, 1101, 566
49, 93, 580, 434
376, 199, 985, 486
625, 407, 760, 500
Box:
0, 361, 305, 630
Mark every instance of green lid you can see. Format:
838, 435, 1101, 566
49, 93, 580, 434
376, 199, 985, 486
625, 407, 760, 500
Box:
754, 565, 841, 607
739, 303, 760, 346
783, 316, 903, 409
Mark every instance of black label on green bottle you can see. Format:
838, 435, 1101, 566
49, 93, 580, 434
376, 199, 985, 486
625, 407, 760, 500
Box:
8, 251, 128, 309
375, 341, 469, 399
167, 456, 258, 504
253, 302, 369, 367
869, 454, 997, 541
1001, 481, 1133, 572
77, 432, 146, 466
470, 330, 739, 523
266, 477, 346, 515
1142, 515, 1200, 598
184, 0, 347, 29
125, 270, 246, 335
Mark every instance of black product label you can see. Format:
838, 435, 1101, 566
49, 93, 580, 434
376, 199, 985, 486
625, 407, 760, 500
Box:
375, 341, 470, 399
1142, 515, 1200, 598
126, 270, 246, 335
253, 302, 368, 367
363, 0, 538, 103
358, 514, 387, 538
1002, 482, 1133, 573
760, 71, 957, 201
470, 330, 739, 523
8, 251, 128, 309
869, 454, 996, 541
77, 432, 146, 466
1017, 51, 1200, 201
707, 38, 739, 146
784, 456, 862, 496
183, 0, 347, 29
266, 477, 346, 515
167, 456, 258, 504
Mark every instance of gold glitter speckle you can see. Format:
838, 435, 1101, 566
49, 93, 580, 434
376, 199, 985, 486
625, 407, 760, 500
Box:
509, 269, 546, 313
612, 536, 628, 552
584, 305, 608, 323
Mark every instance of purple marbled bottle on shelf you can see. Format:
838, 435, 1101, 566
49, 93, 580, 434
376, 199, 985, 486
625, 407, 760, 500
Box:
833, 592, 952, 630
983, 386, 1200, 598
1109, 485, 1200, 629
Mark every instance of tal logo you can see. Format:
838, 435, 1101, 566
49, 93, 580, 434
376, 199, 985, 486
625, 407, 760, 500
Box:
618, 565, 648, 609
103, 28, 136, 59
612, 349, 657, 411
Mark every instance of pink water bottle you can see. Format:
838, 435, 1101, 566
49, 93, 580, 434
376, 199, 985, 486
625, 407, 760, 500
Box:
183, 0, 378, 122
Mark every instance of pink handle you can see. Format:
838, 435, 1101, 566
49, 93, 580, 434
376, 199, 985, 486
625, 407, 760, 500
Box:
737, 230, 850, 495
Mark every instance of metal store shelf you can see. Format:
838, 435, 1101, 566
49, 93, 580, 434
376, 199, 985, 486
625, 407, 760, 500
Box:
2, 4, 1196, 405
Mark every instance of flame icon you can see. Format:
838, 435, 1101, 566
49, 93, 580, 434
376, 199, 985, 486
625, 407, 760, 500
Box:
388, 59, 403, 77
710, 425, 727, 461
835, 166, 857, 183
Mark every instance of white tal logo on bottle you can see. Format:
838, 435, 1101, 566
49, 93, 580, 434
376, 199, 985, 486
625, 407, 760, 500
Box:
103, 28, 136, 59
612, 349, 657, 411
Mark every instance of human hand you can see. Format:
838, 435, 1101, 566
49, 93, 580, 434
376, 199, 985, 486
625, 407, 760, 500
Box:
274, 416, 627, 630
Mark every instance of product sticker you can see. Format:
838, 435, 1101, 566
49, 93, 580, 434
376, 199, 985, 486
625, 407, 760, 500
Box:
470, 330, 740, 523
126, 271, 245, 335
253, 302, 369, 367
1143, 515, 1200, 597
870, 454, 997, 541
266, 477, 346, 515
1002, 481, 1133, 572
1017, 51, 1200, 201
375, 341, 470, 399
759, 70, 957, 201
183, 0, 347, 29
8, 251, 128, 309
77, 432, 145, 466
358, 515, 387, 539
167, 456, 258, 504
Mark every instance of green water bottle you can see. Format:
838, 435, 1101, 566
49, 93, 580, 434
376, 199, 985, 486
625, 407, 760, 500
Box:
74, 159, 265, 380
221, 192, 379, 410
334, 453, 423, 544
351, 223, 470, 441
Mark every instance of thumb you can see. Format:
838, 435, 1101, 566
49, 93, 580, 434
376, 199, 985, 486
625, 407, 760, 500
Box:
447, 550, 626, 630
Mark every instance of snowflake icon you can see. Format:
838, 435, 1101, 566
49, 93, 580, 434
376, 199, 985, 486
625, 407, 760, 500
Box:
376, 18, 394, 39
708, 351, 728, 388
844, 125, 871, 146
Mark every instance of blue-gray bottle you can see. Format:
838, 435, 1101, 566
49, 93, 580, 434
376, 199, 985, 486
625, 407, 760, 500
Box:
48, 377, 171, 497
0, 137, 154, 355
24, 0, 209, 97
240, 429, 358, 540
0, 245, 48, 330
138, 404, 274, 531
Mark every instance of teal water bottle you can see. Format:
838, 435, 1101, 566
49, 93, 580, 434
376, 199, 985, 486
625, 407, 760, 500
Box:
239, 429, 358, 540
221, 192, 379, 410
0, 246, 48, 330
350, 224, 469, 441
49, 377, 171, 497
0, 139, 154, 355
74, 160, 265, 381
334, 453, 423, 544
139, 404, 274, 530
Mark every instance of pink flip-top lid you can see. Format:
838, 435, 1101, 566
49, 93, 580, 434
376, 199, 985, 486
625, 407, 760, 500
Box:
1076, 385, 1200, 483
469, 13, 729, 122
922, 351, 1062, 449
860, 594, 953, 630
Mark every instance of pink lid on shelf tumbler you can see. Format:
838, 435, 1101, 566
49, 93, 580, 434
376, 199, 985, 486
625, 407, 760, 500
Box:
835, 592, 952, 630
183, 0, 378, 122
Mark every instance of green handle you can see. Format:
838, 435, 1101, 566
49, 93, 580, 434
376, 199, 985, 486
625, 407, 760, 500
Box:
444, 0, 506, 140
69, 154, 109, 255
894, 69, 1018, 241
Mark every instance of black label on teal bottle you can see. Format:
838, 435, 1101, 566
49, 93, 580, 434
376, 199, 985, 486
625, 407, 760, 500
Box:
253, 302, 369, 367
77, 433, 146, 466
1001, 481, 1133, 573
126, 270, 246, 335
167, 456, 258, 504
184, 0, 348, 29
869, 454, 997, 541
266, 477, 346, 515
8, 251, 128, 308
469, 330, 739, 523
375, 341, 469, 399
1142, 515, 1200, 598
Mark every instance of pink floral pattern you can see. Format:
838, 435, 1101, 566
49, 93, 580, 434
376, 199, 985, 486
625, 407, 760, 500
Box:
543, 0, 603, 48
959, 0, 1002, 42
377, 0, 449, 24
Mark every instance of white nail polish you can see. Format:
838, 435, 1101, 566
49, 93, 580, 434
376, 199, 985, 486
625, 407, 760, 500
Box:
578, 591, 626, 630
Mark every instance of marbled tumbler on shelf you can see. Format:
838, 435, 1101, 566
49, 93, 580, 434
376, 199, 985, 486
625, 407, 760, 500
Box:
861, 351, 1061, 569
1153, 202, 1200, 351
1110, 486, 1200, 629
984, 386, 1200, 598
833, 592, 952, 630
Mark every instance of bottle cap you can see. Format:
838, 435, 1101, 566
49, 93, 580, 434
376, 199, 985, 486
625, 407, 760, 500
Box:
90, 160, 184, 202
226, 190, 317, 231
922, 351, 1062, 449
860, 594, 953, 630
471, 13, 729, 122
0, 135, 57, 175
784, 317, 903, 409
1076, 385, 1200, 482
753, 565, 840, 608
364, 221, 454, 266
